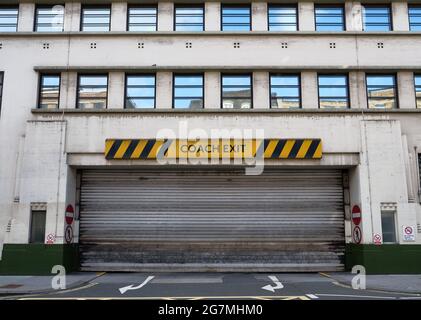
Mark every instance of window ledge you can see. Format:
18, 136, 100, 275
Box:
31, 108, 421, 115
2, 31, 421, 37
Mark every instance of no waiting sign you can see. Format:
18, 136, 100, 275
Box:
403, 226, 415, 241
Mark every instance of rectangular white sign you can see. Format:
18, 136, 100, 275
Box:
402, 226, 416, 242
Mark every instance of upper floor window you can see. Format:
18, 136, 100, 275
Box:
318, 74, 349, 109
175, 5, 204, 31
77, 74, 108, 109
35, 5, 64, 32
173, 74, 204, 109
315, 5, 345, 31
0, 72, 3, 114
222, 74, 252, 109
0, 7, 18, 32
125, 74, 156, 109
221, 5, 251, 31
415, 75, 421, 108
38, 74, 61, 109
268, 5, 298, 31
81, 6, 111, 32
127, 6, 157, 31
362, 5, 392, 31
409, 5, 421, 31
366, 74, 397, 109
270, 74, 301, 108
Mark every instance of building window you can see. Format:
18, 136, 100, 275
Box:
30, 210, 46, 244
125, 74, 155, 109
409, 5, 421, 31
381, 211, 397, 243
268, 5, 298, 31
173, 74, 204, 109
318, 74, 349, 109
81, 6, 111, 31
0, 72, 3, 114
127, 6, 157, 31
77, 74, 108, 109
221, 5, 251, 31
415, 75, 421, 108
366, 74, 397, 109
270, 74, 301, 108
222, 74, 252, 109
315, 5, 345, 31
362, 5, 392, 31
175, 5, 204, 31
0, 6, 19, 32
35, 5, 64, 32
38, 74, 61, 109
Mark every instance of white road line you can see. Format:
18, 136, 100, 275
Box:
315, 293, 397, 299
306, 294, 319, 299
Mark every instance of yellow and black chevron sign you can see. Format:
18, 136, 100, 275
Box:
105, 139, 322, 160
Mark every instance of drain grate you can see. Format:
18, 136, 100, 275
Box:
0, 284, 23, 289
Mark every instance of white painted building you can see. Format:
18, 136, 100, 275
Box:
0, 0, 421, 274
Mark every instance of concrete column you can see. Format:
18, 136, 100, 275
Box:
108, 72, 125, 109
111, 2, 128, 32
17, 3, 35, 32
253, 72, 269, 109
397, 72, 416, 109
59, 72, 77, 109
349, 71, 367, 109
298, 2, 315, 31
301, 72, 318, 109
345, 2, 363, 31
64, 3, 81, 32
204, 72, 221, 109
348, 71, 368, 109
156, 72, 172, 109
252, 2, 268, 31
158, 3, 174, 31
392, 2, 409, 31
205, 2, 221, 31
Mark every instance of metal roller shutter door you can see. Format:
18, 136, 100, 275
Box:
79, 168, 345, 272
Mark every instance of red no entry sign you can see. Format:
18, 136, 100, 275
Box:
351, 205, 361, 225
65, 205, 74, 225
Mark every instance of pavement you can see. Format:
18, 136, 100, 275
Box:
0, 272, 420, 300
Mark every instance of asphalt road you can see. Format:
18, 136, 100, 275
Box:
2, 272, 421, 301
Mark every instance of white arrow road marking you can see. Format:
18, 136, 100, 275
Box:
261, 275, 284, 292
119, 276, 155, 294
306, 294, 319, 299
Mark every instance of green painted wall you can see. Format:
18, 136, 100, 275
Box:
0, 244, 79, 275
345, 244, 421, 274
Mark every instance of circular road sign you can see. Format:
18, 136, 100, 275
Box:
65, 205, 74, 225
65, 225, 73, 244
352, 226, 362, 244
351, 205, 361, 225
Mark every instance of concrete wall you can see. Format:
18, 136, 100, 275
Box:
1, 1, 421, 254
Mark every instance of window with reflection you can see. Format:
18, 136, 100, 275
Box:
222, 5, 251, 31
318, 74, 349, 109
81, 6, 111, 31
222, 74, 252, 109
315, 5, 345, 31
270, 74, 301, 108
362, 5, 392, 31
415, 75, 421, 108
409, 5, 421, 31
175, 6, 204, 31
366, 74, 397, 109
38, 74, 60, 109
35, 5, 64, 32
125, 74, 155, 108
77, 74, 108, 109
0, 7, 19, 32
268, 5, 297, 31
128, 6, 157, 31
173, 74, 204, 109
